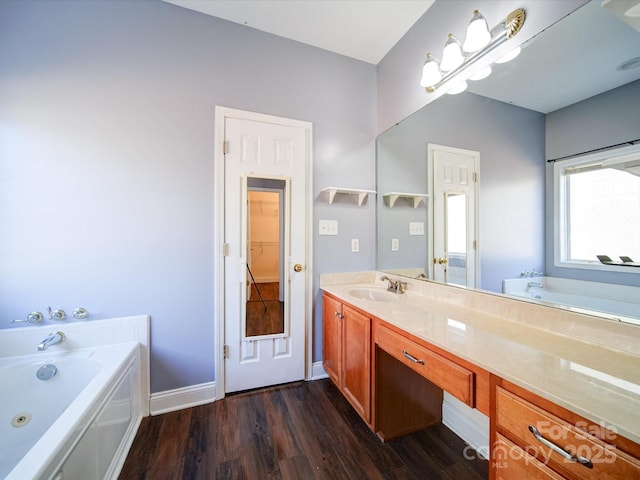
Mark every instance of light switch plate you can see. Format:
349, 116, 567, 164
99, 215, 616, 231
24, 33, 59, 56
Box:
319, 220, 338, 235
409, 222, 425, 236
391, 238, 399, 251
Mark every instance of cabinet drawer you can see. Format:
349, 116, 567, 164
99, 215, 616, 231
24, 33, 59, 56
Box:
375, 323, 474, 406
496, 386, 640, 480
494, 434, 565, 480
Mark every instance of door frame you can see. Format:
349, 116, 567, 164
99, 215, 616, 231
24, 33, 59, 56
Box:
214, 106, 313, 400
427, 143, 480, 287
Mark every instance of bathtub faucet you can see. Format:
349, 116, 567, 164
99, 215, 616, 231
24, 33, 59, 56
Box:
37, 331, 66, 351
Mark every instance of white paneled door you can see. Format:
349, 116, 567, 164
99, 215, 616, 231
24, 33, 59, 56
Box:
223, 113, 310, 394
429, 144, 479, 289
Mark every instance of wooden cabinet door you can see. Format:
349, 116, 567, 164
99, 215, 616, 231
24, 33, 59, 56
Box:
322, 294, 342, 387
342, 304, 371, 423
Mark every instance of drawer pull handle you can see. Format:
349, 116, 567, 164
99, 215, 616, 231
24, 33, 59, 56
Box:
334, 312, 343, 319
402, 349, 425, 365
528, 425, 593, 469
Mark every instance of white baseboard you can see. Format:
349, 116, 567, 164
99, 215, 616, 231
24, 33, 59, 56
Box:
311, 361, 328, 380
442, 392, 490, 459
150, 381, 216, 415
149, 365, 327, 416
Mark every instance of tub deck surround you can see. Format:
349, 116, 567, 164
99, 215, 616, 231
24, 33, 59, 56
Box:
2, 343, 139, 479
502, 276, 640, 325
0, 316, 150, 480
320, 272, 640, 445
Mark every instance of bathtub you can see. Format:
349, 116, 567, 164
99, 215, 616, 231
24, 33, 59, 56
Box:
502, 277, 640, 326
0, 316, 149, 480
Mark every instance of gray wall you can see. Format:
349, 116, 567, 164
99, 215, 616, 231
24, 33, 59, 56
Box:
545, 80, 640, 286
0, 0, 376, 393
377, 92, 546, 293
376, 0, 587, 134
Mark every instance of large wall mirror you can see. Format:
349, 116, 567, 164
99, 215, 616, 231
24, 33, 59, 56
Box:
376, 0, 640, 322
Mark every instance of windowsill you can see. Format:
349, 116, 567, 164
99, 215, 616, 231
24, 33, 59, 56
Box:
554, 260, 640, 274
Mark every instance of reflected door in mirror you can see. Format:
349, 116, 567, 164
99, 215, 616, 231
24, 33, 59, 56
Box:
431, 145, 479, 288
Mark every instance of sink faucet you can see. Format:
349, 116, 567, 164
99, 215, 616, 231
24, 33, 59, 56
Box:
38, 331, 66, 351
380, 276, 407, 294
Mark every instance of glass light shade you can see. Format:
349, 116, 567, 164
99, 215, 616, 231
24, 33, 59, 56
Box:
625, 3, 640, 17
446, 81, 468, 95
440, 34, 464, 72
463, 10, 491, 53
420, 54, 442, 87
469, 65, 492, 81
495, 46, 521, 64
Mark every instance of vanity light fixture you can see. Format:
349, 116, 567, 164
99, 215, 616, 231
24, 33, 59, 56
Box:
441, 34, 465, 72
469, 65, 492, 81
463, 10, 491, 53
446, 81, 468, 95
420, 8, 526, 94
494, 46, 522, 64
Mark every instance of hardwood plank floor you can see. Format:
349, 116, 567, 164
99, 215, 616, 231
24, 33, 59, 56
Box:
246, 282, 284, 337
119, 379, 487, 480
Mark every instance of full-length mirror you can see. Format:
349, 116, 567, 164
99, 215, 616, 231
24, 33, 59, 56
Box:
377, 0, 640, 322
244, 177, 286, 339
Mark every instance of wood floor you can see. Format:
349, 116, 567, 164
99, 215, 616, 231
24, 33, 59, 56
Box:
119, 379, 488, 480
246, 282, 284, 337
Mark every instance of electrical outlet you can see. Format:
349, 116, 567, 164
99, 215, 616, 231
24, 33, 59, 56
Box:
391, 238, 399, 251
351, 238, 359, 252
319, 220, 338, 235
409, 222, 425, 236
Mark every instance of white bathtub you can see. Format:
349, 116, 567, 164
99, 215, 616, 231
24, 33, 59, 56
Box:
0, 316, 149, 480
502, 277, 640, 325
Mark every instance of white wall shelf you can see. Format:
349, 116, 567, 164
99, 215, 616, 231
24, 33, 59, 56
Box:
321, 187, 376, 206
383, 192, 430, 208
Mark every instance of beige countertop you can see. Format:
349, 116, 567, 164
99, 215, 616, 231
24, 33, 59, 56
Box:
321, 271, 640, 445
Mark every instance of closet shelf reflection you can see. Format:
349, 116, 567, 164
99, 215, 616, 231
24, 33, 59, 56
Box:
383, 192, 430, 208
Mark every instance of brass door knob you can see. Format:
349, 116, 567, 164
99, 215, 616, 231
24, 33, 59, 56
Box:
293, 263, 303, 272
437, 257, 448, 265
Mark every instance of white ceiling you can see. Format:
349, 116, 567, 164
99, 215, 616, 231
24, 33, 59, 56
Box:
162, 0, 435, 65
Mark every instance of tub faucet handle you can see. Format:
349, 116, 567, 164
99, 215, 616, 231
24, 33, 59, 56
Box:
10, 311, 44, 324
72, 307, 89, 319
48, 307, 66, 321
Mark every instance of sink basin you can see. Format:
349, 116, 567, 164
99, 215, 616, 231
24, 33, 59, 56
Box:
349, 288, 398, 302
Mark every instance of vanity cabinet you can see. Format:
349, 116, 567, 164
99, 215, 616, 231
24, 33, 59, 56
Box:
321, 280, 640, 480
375, 322, 474, 406
322, 294, 342, 386
491, 378, 640, 480
322, 293, 371, 424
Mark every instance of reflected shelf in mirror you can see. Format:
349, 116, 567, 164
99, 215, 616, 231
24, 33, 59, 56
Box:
383, 192, 430, 208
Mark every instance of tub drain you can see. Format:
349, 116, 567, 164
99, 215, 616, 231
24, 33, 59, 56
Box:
11, 412, 32, 428
36, 363, 58, 381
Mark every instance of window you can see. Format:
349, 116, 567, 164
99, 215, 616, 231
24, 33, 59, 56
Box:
554, 144, 640, 272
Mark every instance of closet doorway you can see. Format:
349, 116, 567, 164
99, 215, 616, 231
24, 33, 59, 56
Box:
215, 106, 312, 396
